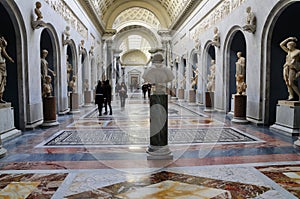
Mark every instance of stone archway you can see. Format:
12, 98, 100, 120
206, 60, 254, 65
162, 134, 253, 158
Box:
0, 1, 26, 130
226, 30, 246, 113
264, 2, 300, 125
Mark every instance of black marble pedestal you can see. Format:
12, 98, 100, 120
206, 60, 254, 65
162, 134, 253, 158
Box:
147, 94, 173, 160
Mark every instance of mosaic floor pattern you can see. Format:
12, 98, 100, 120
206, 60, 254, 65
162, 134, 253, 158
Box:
64, 170, 270, 198
42, 127, 259, 146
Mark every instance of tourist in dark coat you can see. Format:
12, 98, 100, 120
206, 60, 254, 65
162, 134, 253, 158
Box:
95, 80, 104, 116
103, 79, 112, 115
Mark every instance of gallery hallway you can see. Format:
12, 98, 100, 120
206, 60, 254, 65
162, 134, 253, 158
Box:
1, 93, 300, 198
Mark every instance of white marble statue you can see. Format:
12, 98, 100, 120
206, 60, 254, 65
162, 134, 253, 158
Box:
191, 68, 199, 90
242, 6, 256, 33
69, 76, 77, 93
207, 60, 216, 92
142, 53, 174, 94
41, 49, 56, 84
235, 52, 247, 95
66, 55, 72, 83
63, 26, 71, 45
42, 75, 53, 98
0, 37, 14, 103
280, 37, 300, 101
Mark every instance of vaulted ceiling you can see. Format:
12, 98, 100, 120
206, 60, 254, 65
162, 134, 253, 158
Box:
79, 0, 200, 65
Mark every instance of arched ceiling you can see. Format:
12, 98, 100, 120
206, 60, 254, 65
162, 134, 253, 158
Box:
79, 0, 200, 65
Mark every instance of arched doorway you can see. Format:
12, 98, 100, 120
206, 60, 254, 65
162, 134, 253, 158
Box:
0, 2, 24, 129
227, 30, 246, 112
266, 2, 300, 125
40, 28, 58, 111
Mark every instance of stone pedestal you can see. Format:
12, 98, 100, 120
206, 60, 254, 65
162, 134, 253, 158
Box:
189, 90, 196, 103
84, 90, 92, 106
147, 94, 173, 160
70, 93, 80, 114
0, 103, 21, 158
42, 97, 59, 127
271, 101, 300, 136
232, 95, 248, 123
178, 88, 184, 100
204, 91, 214, 112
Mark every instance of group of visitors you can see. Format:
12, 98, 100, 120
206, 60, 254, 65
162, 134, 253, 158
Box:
95, 80, 112, 116
142, 82, 151, 99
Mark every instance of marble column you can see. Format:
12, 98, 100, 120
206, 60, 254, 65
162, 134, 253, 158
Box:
147, 94, 173, 160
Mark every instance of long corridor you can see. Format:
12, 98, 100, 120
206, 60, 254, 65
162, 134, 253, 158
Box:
1, 92, 300, 198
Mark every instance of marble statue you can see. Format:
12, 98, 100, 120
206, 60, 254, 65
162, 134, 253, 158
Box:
84, 79, 89, 91
142, 53, 174, 94
280, 37, 300, 101
41, 49, 55, 84
79, 40, 85, 55
0, 37, 14, 103
32, 1, 47, 29
212, 27, 220, 48
89, 46, 94, 57
235, 52, 247, 94
180, 75, 186, 89
42, 75, 52, 98
191, 68, 199, 89
69, 76, 77, 93
242, 6, 256, 33
207, 60, 216, 92
66, 55, 72, 83
194, 39, 201, 50
34, 1, 43, 21
63, 26, 71, 45
236, 74, 247, 95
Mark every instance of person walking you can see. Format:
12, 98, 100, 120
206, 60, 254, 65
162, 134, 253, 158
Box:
95, 80, 104, 116
103, 79, 112, 115
119, 82, 127, 108
142, 83, 148, 99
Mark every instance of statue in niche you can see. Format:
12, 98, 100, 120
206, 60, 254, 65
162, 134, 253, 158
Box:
212, 27, 220, 48
191, 68, 199, 90
32, 1, 47, 29
42, 75, 53, 98
79, 40, 85, 55
142, 53, 174, 94
66, 55, 72, 83
235, 52, 247, 95
236, 74, 247, 95
207, 60, 216, 92
41, 49, 56, 84
180, 75, 186, 89
84, 79, 89, 91
0, 36, 14, 103
63, 26, 71, 45
242, 6, 256, 33
89, 46, 94, 57
69, 76, 77, 93
280, 37, 300, 101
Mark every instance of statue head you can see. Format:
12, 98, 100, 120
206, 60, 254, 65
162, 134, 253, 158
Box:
246, 6, 251, 13
287, 41, 297, 50
36, 1, 42, 9
237, 51, 242, 58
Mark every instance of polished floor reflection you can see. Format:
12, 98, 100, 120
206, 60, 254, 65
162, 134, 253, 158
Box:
1, 92, 300, 198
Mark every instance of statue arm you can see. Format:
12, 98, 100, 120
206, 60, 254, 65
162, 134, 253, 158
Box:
280, 37, 297, 52
2, 48, 14, 63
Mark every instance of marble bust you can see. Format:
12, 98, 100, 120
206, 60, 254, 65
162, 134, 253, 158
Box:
242, 7, 256, 33
280, 37, 300, 101
63, 26, 71, 45
42, 75, 53, 98
69, 76, 77, 93
142, 53, 174, 94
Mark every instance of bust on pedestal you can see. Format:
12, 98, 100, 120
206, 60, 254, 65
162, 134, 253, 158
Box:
143, 53, 174, 160
42, 75, 59, 126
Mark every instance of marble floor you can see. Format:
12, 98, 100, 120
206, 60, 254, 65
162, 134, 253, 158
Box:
1, 92, 300, 198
